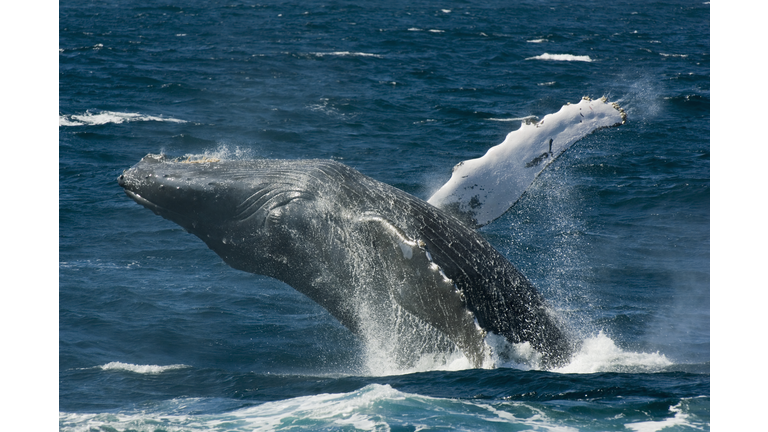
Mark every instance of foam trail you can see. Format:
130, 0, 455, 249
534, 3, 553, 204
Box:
428, 97, 626, 227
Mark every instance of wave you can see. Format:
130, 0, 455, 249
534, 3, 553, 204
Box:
56, 384, 574, 431
526, 53, 593, 62
98, 361, 190, 374
625, 399, 704, 432
59, 384, 707, 432
59, 111, 187, 126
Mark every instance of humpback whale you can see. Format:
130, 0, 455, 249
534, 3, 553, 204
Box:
117, 97, 625, 369
119, 155, 573, 368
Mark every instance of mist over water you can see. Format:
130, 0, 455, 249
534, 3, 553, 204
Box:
59, 0, 709, 430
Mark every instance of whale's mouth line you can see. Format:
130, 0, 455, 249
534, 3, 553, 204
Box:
123, 189, 160, 211
123, 189, 188, 224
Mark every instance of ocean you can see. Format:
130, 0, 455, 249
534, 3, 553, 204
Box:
56, 0, 710, 430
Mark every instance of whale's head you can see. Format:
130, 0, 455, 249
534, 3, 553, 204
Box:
118, 154, 358, 284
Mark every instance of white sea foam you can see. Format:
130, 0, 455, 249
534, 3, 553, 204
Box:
98, 361, 190, 374
59, 116, 84, 126
527, 38, 549, 43
481, 330, 673, 373
624, 400, 697, 432
356, 320, 671, 375
526, 53, 593, 62
311, 51, 383, 58
60, 111, 186, 126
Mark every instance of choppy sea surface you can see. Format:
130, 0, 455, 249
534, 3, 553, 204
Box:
57, 0, 710, 430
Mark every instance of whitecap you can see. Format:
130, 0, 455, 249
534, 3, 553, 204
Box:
59, 111, 187, 126
526, 53, 593, 62
59, 116, 84, 126
311, 51, 382, 58
526, 38, 549, 43
98, 361, 190, 374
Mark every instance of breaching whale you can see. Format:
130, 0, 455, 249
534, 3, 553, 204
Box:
117, 97, 625, 369
119, 155, 572, 368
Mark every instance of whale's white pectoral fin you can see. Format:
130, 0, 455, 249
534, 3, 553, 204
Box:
428, 97, 626, 227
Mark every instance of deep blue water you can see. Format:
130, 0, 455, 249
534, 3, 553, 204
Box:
59, 0, 709, 430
